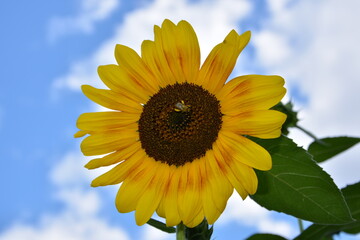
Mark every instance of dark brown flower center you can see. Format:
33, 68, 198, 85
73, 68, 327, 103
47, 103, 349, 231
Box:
138, 82, 222, 166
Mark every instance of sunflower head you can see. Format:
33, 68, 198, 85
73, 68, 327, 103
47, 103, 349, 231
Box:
75, 19, 286, 228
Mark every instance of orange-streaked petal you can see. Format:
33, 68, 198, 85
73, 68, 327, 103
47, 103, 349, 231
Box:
179, 160, 202, 225
77, 111, 138, 131
85, 141, 141, 169
205, 150, 235, 208
156, 197, 166, 219
143, 20, 200, 85
154, 20, 186, 83
135, 162, 170, 225
212, 143, 248, 199
186, 209, 204, 228
175, 20, 200, 83
81, 85, 142, 113
80, 127, 138, 156
200, 156, 226, 224
162, 166, 182, 227
222, 110, 287, 139
115, 157, 155, 213
218, 75, 286, 115
177, 162, 205, 225
115, 44, 158, 95
141, 40, 172, 87
219, 131, 272, 171
197, 30, 251, 94
98, 64, 150, 103
91, 149, 146, 187
231, 161, 258, 195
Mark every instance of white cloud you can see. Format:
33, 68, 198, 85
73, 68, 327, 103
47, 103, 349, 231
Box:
50, 152, 91, 187
0, 214, 129, 240
141, 225, 174, 240
255, 0, 360, 134
251, 0, 360, 188
218, 194, 296, 238
48, 0, 119, 42
252, 30, 292, 68
0, 152, 129, 240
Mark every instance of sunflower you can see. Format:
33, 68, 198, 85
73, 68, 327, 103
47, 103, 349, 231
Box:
75, 19, 286, 228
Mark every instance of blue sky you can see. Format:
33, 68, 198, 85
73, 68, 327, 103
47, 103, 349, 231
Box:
1, 0, 360, 239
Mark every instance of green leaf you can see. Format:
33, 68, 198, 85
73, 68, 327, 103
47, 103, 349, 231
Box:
246, 233, 287, 240
294, 182, 360, 240
308, 136, 360, 163
342, 182, 360, 234
146, 218, 176, 233
251, 136, 353, 225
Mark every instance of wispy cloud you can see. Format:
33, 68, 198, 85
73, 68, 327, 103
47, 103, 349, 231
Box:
47, 0, 119, 42
218, 194, 296, 238
251, 0, 360, 188
0, 152, 129, 240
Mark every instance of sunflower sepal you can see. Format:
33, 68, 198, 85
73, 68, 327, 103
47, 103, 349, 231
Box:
146, 218, 213, 240
271, 101, 298, 135
146, 218, 176, 233
184, 219, 213, 240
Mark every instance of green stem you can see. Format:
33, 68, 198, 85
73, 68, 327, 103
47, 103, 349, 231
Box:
295, 125, 325, 144
176, 223, 186, 240
298, 218, 304, 233
295, 125, 318, 140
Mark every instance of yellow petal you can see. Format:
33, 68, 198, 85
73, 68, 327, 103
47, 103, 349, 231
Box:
98, 64, 149, 103
145, 24, 177, 86
115, 44, 158, 95
142, 20, 200, 85
197, 30, 251, 94
74, 130, 88, 138
227, 159, 258, 195
115, 157, 155, 213
202, 184, 221, 224
178, 160, 202, 225
199, 157, 224, 224
222, 110, 287, 139
186, 209, 204, 228
154, 20, 186, 83
156, 199, 166, 218
91, 149, 146, 187
174, 20, 200, 83
135, 162, 170, 226
218, 131, 272, 171
77, 111, 139, 131
141, 40, 172, 87
81, 85, 142, 113
218, 75, 286, 115
85, 141, 141, 169
80, 127, 138, 156
176, 162, 203, 225
212, 143, 248, 199
163, 166, 182, 226
205, 150, 234, 211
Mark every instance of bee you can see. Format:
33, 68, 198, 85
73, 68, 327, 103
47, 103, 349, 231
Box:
174, 100, 191, 112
